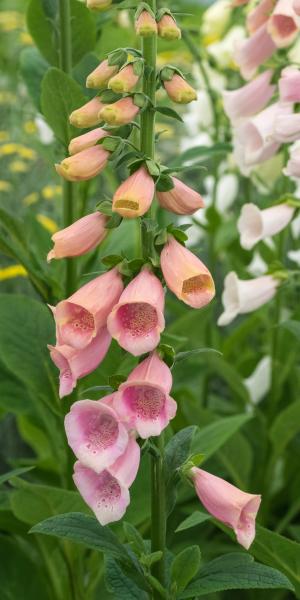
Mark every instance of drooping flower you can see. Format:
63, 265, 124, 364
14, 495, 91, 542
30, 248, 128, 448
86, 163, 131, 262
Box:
65, 398, 129, 472
160, 236, 215, 309
86, 59, 119, 89
279, 66, 300, 102
157, 177, 204, 215
73, 436, 140, 525
238, 203, 295, 250
164, 74, 197, 104
51, 268, 123, 350
107, 268, 165, 356
48, 328, 111, 398
218, 272, 279, 326
284, 143, 300, 177
191, 467, 261, 550
267, 0, 300, 48
108, 63, 140, 93
99, 97, 140, 126
113, 352, 177, 438
87, 0, 112, 10
68, 128, 108, 155
235, 24, 276, 80
135, 10, 158, 37
55, 146, 110, 182
222, 70, 275, 123
157, 14, 181, 40
273, 113, 300, 142
112, 166, 155, 218
69, 97, 105, 128
247, 0, 276, 33
47, 212, 108, 261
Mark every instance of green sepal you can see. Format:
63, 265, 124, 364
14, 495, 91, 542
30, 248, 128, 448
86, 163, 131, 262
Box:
135, 2, 156, 20
157, 343, 176, 368
106, 213, 123, 229
99, 89, 123, 103
107, 48, 128, 67
96, 199, 113, 216
156, 173, 174, 192
156, 105, 184, 122
101, 254, 124, 267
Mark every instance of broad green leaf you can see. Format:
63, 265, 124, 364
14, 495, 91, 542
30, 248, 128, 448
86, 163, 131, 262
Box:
156, 106, 184, 122
0, 467, 34, 486
105, 557, 148, 600
270, 400, 300, 455
171, 546, 201, 593
165, 426, 196, 514
191, 414, 252, 460
20, 47, 49, 111
10, 483, 87, 526
280, 320, 300, 341
179, 553, 294, 598
174, 348, 221, 364
31, 512, 131, 562
170, 142, 232, 167
41, 67, 86, 145
175, 511, 211, 533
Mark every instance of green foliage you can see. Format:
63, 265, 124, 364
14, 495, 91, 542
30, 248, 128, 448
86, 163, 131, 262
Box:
171, 545, 201, 593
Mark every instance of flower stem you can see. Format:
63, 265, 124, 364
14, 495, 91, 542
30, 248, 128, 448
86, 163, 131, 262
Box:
58, 0, 77, 296
139, 1, 166, 592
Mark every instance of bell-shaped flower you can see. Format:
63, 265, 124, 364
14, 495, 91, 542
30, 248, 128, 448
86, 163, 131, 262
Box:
107, 268, 165, 356
55, 146, 109, 182
279, 66, 300, 102
284, 143, 300, 177
164, 74, 197, 104
86, 59, 118, 89
99, 97, 140, 126
112, 166, 154, 218
157, 14, 181, 40
218, 272, 279, 326
47, 212, 108, 261
191, 467, 261, 550
108, 64, 140, 93
247, 0, 276, 33
238, 203, 295, 250
113, 352, 177, 438
65, 397, 129, 473
135, 10, 158, 37
267, 0, 300, 48
73, 436, 140, 525
48, 328, 111, 398
87, 0, 112, 10
68, 128, 108, 155
160, 236, 215, 309
273, 113, 300, 143
157, 177, 204, 215
69, 97, 105, 128
235, 24, 276, 80
51, 268, 123, 350
222, 70, 275, 124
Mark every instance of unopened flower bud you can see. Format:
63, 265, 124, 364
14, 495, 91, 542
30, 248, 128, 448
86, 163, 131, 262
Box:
87, 0, 112, 11
99, 97, 140, 126
135, 10, 158, 37
108, 64, 140, 93
69, 97, 104, 128
164, 73, 197, 104
86, 59, 119, 89
157, 14, 181, 40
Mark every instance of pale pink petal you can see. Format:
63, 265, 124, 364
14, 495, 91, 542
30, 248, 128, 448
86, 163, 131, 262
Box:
157, 177, 204, 215
268, 0, 300, 48
218, 272, 279, 326
47, 212, 108, 261
222, 70, 275, 123
68, 128, 108, 155
238, 202, 295, 249
109, 435, 140, 487
235, 24, 276, 80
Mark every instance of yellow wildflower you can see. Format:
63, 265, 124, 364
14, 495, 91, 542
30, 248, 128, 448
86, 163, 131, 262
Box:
0, 180, 11, 192
37, 214, 58, 234
0, 143, 19, 156
18, 146, 36, 160
0, 131, 9, 142
23, 192, 39, 206
9, 160, 28, 173
0, 265, 27, 281
19, 31, 33, 45
23, 121, 37, 135
42, 185, 62, 199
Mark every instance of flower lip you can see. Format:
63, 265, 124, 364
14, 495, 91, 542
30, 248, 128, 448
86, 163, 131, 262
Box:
56, 302, 96, 349
116, 301, 159, 337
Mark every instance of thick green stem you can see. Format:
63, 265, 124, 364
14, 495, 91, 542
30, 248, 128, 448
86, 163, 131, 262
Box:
139, 2, 166, 593
59, 0, 77, 296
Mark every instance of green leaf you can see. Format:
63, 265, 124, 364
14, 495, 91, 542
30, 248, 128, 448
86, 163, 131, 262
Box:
170, 142, 232, 167
106, 213, 123, 229
269, 400, 300, 456
175, 511, 211, 533
101, 254, 123, 267
172, 546, 201, 593
0, 536, 51, 600
191, 414, 252, 461
174, 348, 221, 364
41, 67, 86, 145
165, 426, 196, 514
105, 557, 148, 599
20, 47, 49, 111
179, 553, 294, 598
0, 467, 34, 486
280, 319, 300, 342
30, 512, 131, 562
156, 106, 184, 122
123, 522, 146, 554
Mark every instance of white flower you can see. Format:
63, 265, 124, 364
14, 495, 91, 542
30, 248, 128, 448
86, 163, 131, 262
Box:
218, 272, 279, 326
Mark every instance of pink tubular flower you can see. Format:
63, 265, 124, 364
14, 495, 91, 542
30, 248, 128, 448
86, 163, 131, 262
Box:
112, 166, 155, 218
157, 177, 204, 215
47, 212, 108, 262
107, 268, 165, 356
293, 0, 300, 15
157, 14, 181, 40
235, 24, 276, 80
87, 0, 112, 10
73, 436, 140, 525
48, 328, 111, 398
69, 97, 105, 128
238, 203, 295, 250
135, 10, 158, 37
55, 146, 109, 182
51, 268, 124, 350
222, 70, 275, 124
113, 352, 177, 438
86, 59, 118, 89
65, 398, 129, 472
273, 113, 300, 143
267, 0, 300, 47
279, 66, 300, 102
99, 97, 140, 126
218, 272, 279, 326
234, 102, 292, 167
247, 0, 276, 33
108, 64, 140, 93
164, 74, 197, 104
284, 144, 300, 177
68, 128, 107, 155
191, 467, 261, 550
160, 236, 215, 309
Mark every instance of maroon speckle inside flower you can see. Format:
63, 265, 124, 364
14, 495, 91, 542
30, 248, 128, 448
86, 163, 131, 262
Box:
123, 385, 165, 420
96, 471, 121, 509
117, 302, 158, 337
85, 411, 119, 453
273, 15, 297, 37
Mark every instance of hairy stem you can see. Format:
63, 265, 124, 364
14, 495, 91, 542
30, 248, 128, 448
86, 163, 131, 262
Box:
59, 0, 77, 296
139, 1, 166, 592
